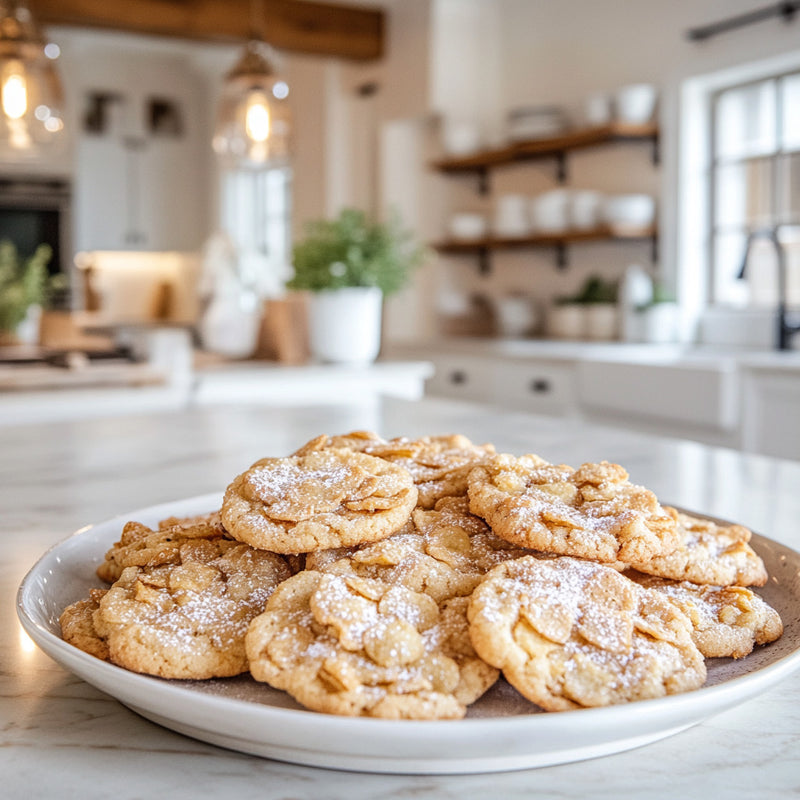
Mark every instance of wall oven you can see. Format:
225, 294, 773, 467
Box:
0, 176, 72, 280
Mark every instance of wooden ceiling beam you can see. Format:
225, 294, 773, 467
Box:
32, 0, 385, 61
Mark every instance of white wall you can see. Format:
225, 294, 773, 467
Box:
412, 0, 800, 343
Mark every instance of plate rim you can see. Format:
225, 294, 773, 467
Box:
15, 492, 800, 772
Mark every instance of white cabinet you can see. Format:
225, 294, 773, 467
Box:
494, 360, 578, 416
741, 368, 800, 461
424, 354, 495, 404
425, 353, 579, 415
72, 50, 210, 253
576, 357, 741, 448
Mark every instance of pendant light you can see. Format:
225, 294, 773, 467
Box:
0, 0, 64, 155
212, 1, 291, 169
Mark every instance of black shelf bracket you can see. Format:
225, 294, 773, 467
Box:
477, 167, 489, 195
478, 247, 491, 275
651, 132, 661, 167
555, 243, 568, 270
555, 152, 567, 183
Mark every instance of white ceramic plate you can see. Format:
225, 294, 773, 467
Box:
16, 493, 800, 775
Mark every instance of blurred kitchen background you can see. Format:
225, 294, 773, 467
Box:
0, 0, 799, 459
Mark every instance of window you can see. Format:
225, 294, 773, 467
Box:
710, 72, 800, 309
220, 167, 293, 295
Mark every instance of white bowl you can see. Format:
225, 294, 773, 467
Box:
531, 189, 572, 233
602, 193, 655, 233
507, 106, 567, 142
584, 92, 613, 126
615, 84, 657, 125
493, 194, 531, 237
442, 119, 482, 155
569, 190, 604, 231
448, 212, 487, 241
493, 295, 537, 337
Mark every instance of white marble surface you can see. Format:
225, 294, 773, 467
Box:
4, 397, 800, 799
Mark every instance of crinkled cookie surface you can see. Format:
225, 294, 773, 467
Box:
307, 496, 527, 603
221, 448, 418, 553
246, 570, 498, 718
467, 453, 681, 565
90, 528, 291, 679
468, 555, 707, 711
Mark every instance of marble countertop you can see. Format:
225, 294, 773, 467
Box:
4, 397, 800, 799
391, 337, 800, 371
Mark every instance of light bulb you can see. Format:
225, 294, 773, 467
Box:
245, 91, 270, 142
2, 65, 27, 120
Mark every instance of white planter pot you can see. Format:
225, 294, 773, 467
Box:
308, 287, 383, 364
547, 304, 586, 340
585, 303, 618, 341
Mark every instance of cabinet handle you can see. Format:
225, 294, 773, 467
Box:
450, 370, 468, 386
529, 378, 551, 394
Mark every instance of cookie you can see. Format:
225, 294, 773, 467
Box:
292, 430, 387, 456
221, 448, 418, 553
369, 434, 496, 509
623, 508, 767, 587
295, 431, 495, 509
628, 572, 783, 659
308, 496, 527, 603
468, 555, 706, 711
245, 570, 499, 719
93, 533, 291, 679
96, 511, 226, 584
467, 454, 681, 565
59, 588, 109, 661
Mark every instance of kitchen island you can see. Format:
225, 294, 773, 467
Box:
4, 397, 800, 799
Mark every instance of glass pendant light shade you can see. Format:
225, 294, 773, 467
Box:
213, 40, 291, 169
0, 0, 64, 155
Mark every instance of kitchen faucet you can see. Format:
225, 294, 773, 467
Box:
738, 225, 800, 350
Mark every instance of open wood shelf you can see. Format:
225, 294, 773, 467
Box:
434, 225, 658, 271
431, 122, 659, 175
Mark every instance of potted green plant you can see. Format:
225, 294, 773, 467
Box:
0, 240, 53, 345
547, 275, 619, 340
286, 207, 425, 363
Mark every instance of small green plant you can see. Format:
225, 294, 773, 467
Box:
639, 281, 676, 309
286, 208, 425, 296
555, 274, 618, 306
0, 240, 53, 332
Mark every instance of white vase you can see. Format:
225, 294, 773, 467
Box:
16, 304, 42, 345
199, 288, 261, 359
308, 287, 383, 364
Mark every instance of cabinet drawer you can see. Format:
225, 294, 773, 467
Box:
426, 356, 494, 403
493, 361, 577, 415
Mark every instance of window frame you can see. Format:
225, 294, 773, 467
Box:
708, 69, 800, 308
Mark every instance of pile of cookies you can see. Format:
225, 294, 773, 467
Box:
60, 431, 783, 720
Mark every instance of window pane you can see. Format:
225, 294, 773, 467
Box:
714, 157, 773, 228
715, 80, 777, 160
713, 230, 749, 306
778, 152, 800, 225
782, 73, 800, 151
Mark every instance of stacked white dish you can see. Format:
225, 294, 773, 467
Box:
506, 106, 568, 142
493, 194, 531, 238
448, 212, 487, 241
602, 194, 656, 234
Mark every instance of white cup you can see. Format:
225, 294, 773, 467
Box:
493, 194, 531, 237
448, 212, 487, 241
585, 92, 612, 126
531, 189, 572, 233
442, 119, 482, 155
615, 84, 658, 125
569, 190, 604, 231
